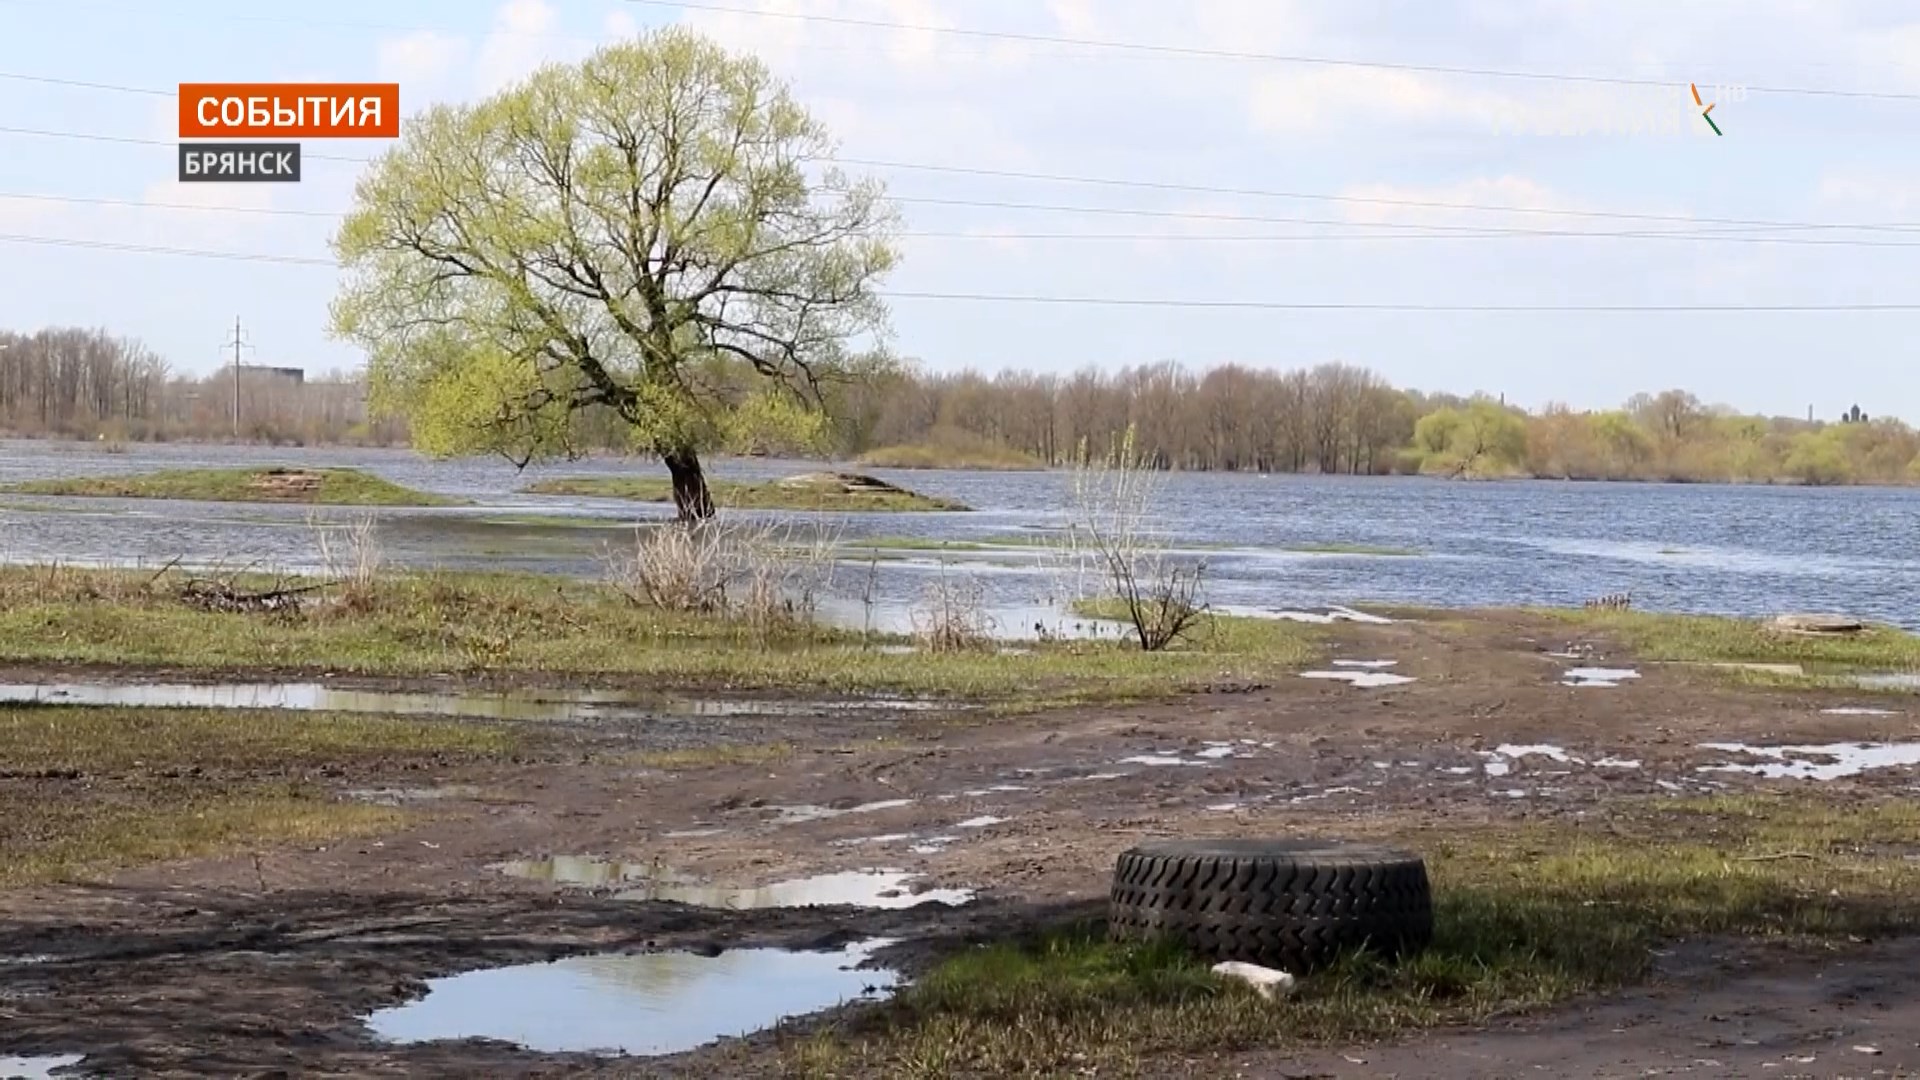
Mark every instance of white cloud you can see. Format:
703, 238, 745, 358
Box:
378, 31, 471, 91
476, 0, 565, 94
605, 8, 641, 41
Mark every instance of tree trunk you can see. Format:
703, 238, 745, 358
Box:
663, 447, 715, 521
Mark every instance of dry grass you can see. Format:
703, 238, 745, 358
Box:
0, 565, 1323, 703
910, 568, 994, 653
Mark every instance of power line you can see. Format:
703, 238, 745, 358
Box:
13, 191, 1920, 247
0, 125, 375, 163
623, 0, 1920, 103
6, 78, 1920, 234
881, 292, 1920, 312
7, 0, 1914, 103
0, 229, 1914, 311
0, 233, 335, 265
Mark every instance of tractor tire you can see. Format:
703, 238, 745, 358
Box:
1107, 838, 1432, 972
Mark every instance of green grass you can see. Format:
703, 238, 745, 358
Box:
0, 705, 517, 773
0, 704, 523, 887
5, 467, 461, 507
788, 795, 1920, 1077
1540, 607, 1920, 672
0, 566, 1321, 703
1, 790, 403, 887
524, 474, 968, 512
855, 442, 1047, 471
1286, 542, 1422, 557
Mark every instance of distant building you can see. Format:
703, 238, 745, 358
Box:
1841, 403, 1869, 424
221, 363, 304, 385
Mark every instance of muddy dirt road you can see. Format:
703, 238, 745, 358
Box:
4, 613, 1920, 1077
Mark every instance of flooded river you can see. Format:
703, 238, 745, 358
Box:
0, 439, 1914, 628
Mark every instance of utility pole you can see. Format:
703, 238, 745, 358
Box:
222, 317, 253, 439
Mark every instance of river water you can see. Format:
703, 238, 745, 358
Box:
0, 440, 1912, 629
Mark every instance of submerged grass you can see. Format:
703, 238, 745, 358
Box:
523, 474, 967, 513
790, 795, 1920, 1077
1286, 542, 1422, 557
5, 466, 460, 507
0, 566, 1320, 703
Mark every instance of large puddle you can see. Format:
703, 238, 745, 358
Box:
0, 681, 950, 721
499, 862, 975, 910
364, 940, 897, 1057
1699, 741, 1920, 781
0, 1057, 84, 1080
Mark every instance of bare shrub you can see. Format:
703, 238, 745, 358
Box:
1057, 425, 1209, 651
310, 512, 383, 607
910, 563, 993, 653
605, 512, 837, 630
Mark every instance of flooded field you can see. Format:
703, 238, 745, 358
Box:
2, 439, 1919, 628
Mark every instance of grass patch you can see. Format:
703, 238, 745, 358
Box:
1541, 608, 1920, 672
855, 442, 1046, 471
792, 794, 1920, 1076
0, 566, 1321, 704
1, 789, 401, 888
5, 467, 461, 507
0, 704, 523, 888
524, 473, 967, 513
1286, 542, 1421, 557
0, 705, 517, 773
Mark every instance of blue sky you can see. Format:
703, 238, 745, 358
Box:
0, 0, 1917, 419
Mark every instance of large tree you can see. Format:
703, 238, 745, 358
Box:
330, 29, 899, 519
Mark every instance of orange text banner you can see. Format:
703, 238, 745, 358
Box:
178, 83, 400, 139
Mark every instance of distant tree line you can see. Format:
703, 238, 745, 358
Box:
833, 365, 1919, 486
0, 327, 404, 446
7, 325, 1910, 485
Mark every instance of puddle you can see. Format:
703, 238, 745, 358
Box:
1118, 755, 1210, 767
1300, 670, 1416, 688
613, 869, 974, 910
1332, 660, 1398, 669
1562, 667, 1641, 688
1494, 744, 1581, 765
1854, 673, 1920, 691
1711, 662, 1806, 677
345, 785, 480, 806
1195, 744, 1239, 760
1593, 756, 1642, 769
0, 1057, 84, 1080
909, 836, 959, 854
1081, 771, 1131, 781
1440, 765, 1475, 775
1699, 741, 1920, 782
954, 816, 1004, 829
830, 834, 914, 847
663, 828, 725, 839
364, 940, 897, 1057
498, 856, 690, 889
1823, 707, 1900, 716
1240, 606, 1394, 626
0, 681, 954, 722
1206, 802, 1241, 812
767, 800, 914, 825
959, 784, 1029, 796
